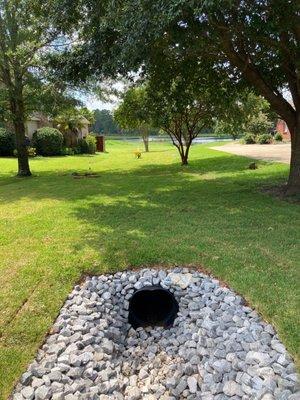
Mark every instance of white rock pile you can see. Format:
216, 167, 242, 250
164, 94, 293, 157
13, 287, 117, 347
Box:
13, 268, 299, 399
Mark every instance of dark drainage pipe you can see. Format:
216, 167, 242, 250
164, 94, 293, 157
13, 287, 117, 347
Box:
128, 285, 179, 329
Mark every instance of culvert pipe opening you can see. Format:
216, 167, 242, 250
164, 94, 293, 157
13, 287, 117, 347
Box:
128, 285, 179, 329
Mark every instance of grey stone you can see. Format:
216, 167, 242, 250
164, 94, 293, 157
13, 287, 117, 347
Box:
246, 351, 271, 366
173, 379, 188, 396
223, 381, 242, 397
187, 376, 198, 394
125, 386, 141, 399
102, 338, 114, 354
21, 386, 34, 400
35, 385, 51, 400
20, 372, 32, 386
102, 292, 111, 301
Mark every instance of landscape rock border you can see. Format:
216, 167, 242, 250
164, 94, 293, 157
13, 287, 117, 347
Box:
13, 267, 299, 399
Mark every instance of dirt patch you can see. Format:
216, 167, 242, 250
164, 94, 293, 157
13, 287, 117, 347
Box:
71, 172, 100, 179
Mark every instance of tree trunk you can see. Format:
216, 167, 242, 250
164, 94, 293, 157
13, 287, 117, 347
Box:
10, 89, 31, 177
181, 153, 188, 165
286, 117, 300, 195
179, 146, 189, 165
142, 135, 149, 152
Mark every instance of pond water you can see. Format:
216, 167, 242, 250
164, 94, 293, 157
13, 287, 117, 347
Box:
108, 136, 231, 144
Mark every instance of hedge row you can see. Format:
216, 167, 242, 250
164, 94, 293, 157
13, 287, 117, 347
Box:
0, 127, 97, 156
0, 128, 15, 156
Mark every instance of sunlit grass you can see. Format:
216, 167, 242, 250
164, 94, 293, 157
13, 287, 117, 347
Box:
0, 140, 299, 398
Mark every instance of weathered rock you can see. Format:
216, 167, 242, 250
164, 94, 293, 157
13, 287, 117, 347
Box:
187, 376, 198, 394
21, 386, 34, 400
35, 385, 51, 400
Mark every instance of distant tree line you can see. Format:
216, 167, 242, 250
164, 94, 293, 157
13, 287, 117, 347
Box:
91, 108, 159, 137
92, 109, 121, 135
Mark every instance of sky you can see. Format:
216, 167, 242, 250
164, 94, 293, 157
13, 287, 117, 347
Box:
84, 95, 118, 111
83, 81, 124, 111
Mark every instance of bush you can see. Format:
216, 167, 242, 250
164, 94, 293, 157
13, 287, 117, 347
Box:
73, 146, 82, 155
61, 147, 75, 156
257, 134, 272, 144
77, 135, 97, 154
243, 133, 256, 144
0, 128, 15, 156
77, 138, 89, 154
32, 127, 63, 156
84, 134, 97, 154
274, 132, 283, 142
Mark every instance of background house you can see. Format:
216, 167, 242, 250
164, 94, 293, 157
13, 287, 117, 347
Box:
25, 113, 52, 139
276, 119, 290, 140
25, 113, 90, 140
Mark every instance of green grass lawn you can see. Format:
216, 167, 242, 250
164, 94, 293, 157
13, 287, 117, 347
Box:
0, 141, 299, 398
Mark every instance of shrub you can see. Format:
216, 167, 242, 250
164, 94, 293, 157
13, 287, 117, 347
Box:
32, 127, 63, 156
61, 147, 75, 156
274, 132, 283, 142
77, 138, 89, 154
84, 134, 96, 154
257, 134, 272, 144
243, 133, 256, 144
77, 135, 97, 154
0, 128, 15, 156
73, 146, 82, 155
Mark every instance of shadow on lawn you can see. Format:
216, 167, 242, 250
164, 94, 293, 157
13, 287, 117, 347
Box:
1, 153, 290, 269
59, 158, 298, 360
1, 152, 299, 363
0, 152, 286, 193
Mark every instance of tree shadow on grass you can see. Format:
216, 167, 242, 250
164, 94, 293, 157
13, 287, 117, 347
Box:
1, 150, 289, 272
61, 161, 298, 361
0, 153, 288, 199
0, 151, 299, 385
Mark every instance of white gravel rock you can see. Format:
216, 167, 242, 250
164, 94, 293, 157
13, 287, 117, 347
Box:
12, 268, 299, 399
167, 272, 195, 289
187, 376, 198, 393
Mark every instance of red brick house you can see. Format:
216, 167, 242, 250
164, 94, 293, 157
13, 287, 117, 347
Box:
276, 119, 290, 140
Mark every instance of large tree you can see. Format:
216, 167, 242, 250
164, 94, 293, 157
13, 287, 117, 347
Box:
55, 0, 299, 194
0, 0, 66, 176
144, 54, 225, 164
114, 86, 152, 152
147, 86, 213, 165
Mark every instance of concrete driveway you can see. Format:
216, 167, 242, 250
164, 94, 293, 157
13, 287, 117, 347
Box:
212, 143, 291, 164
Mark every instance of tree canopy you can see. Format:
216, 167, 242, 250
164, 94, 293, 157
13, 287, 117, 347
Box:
0, 0, 73, 175
214, 92, 275, 140
53, 0, 299, 194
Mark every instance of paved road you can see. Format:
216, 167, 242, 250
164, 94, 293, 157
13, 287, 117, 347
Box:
212, 143, 291, 164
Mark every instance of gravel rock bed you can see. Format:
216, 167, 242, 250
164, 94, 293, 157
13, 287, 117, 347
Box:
13, 268, 299, 399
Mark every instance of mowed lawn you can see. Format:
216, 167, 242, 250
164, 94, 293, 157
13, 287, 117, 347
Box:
0, 141, 299, 398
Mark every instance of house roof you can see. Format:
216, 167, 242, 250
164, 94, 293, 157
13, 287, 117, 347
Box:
27, 114, 90, 124
79, 117, 90, 124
